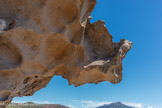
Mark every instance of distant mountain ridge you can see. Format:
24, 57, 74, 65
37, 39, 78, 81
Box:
6, 102, 68, 108
96, 102, 135, 108
39, 104, 68, 108
6, 102, 135, 108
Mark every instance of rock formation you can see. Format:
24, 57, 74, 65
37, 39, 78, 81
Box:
0, 0, 132, 107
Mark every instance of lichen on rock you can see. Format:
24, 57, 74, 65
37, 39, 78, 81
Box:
0, 0, 132, 107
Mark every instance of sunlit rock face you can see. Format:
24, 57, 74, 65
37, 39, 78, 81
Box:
0, 0, 132, 107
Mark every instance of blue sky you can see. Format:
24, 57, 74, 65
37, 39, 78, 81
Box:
13, 0, 162, 108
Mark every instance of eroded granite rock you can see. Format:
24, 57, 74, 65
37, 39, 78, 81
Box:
0, 0, 132, 107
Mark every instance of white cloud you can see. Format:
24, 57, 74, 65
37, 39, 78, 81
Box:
12, 100, 53, 104
151, 104, 162, 108
147, 106, 153, 108
80, 100, 111, 108
12, 101, 26, 103
124, 102, 143, 108
32, 101, 53, 104
67, 104, 76, 108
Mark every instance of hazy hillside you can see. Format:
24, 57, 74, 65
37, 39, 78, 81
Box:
6, 102, 68, 108
96, 102, 135, 108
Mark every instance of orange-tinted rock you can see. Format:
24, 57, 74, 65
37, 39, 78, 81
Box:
0, 0, 132, 107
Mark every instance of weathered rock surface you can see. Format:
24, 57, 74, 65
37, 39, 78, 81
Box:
0, 0, 132, 107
